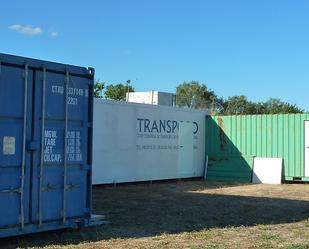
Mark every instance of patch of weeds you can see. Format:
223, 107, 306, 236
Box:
255, 241, 274, 249
222, 225, 239, 231
189, 230, 213, 240
260, 232, 279, 241
284, 243, 309, 249
158, 232, 169, 238
205, 244, 225, 249
153, 234, 165, 241
187, 246, 199, 249
256, 224, 270, 231
157, 240, 170, 248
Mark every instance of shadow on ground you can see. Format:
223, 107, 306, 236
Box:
1, 181, 308, 248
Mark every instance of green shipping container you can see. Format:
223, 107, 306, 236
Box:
206, 114, 309, 182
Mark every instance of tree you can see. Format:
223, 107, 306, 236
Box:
221, 96, 304, 115
105, 81, 135, 101
260, 98, 304, 114
94, 80, 105, 98
176, 81, 217, 109
225, 95, 257, 114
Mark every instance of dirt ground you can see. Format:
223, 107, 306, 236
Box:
0, 180, 308, 249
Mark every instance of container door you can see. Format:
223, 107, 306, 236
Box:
305, 121, 309, 177
31, 69, 92, 225
178, 121, 194, 177
0, 65, 32, 228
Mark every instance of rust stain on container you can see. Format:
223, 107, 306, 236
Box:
217, 117, 227, 152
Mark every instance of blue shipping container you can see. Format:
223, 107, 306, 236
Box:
0, 53, 94, 238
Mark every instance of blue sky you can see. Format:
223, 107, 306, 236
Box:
1, 0, 308, 110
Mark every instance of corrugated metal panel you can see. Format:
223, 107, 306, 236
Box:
0, 53, 94, 238
206, 114, 309, 182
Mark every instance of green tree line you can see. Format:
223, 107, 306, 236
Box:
95, 80, 304, 114
176, 81, 304, 114
94, 80, 134, 100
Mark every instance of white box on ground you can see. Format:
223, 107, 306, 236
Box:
252, 157, 283, 184
92, 99, 208, 184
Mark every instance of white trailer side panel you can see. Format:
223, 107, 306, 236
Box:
93, 99, 207, 184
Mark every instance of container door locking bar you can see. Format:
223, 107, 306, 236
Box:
62, 70, 69, 224
20, 64, 28, 229
38, 67, 46, 226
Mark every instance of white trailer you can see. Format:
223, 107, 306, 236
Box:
92, 99, 208, 184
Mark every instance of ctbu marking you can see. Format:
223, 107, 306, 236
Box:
51, 85, 89, 106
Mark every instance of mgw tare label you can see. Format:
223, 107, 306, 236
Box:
44, 130, 83, 163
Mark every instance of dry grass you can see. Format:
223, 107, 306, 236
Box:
0, 180, 308, 249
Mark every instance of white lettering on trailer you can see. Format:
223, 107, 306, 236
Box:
67, 131, 82, 162
52, 85, 64, 94
45, 130, 57, 138
68, 88, 84, 96
43, 129, 82, 163
44, 154, 61, 163
51, 85, 88, 106
44, 130, 61, 163
68, 97, 78, 105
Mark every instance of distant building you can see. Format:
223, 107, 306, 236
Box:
126, 91, 176, 106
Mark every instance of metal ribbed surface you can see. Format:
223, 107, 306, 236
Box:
206, 114, 309, 182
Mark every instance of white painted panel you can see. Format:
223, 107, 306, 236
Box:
92, 99, 207, 184
305, 121, 309, 177
126, 91, 174, 106
252, 157, 283, 184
